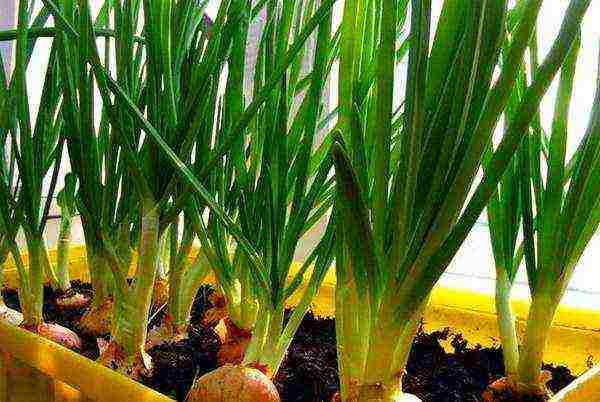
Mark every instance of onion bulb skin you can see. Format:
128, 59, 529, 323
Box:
21, 322, 82, 351
186, 364, 280, 402
483, 375, 552, 402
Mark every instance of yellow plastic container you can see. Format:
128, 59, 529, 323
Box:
1, 246, 599, 401
551, 364, 600, 401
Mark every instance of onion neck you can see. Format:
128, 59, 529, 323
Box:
517, 290, 557, 390
357, 324, 411, 402
242, 304, 271, 368
336, 274, 370, 401
356, 386, 405, 402
41, 240, 61, 290
8, 243, 32, 316
495, 268, 519, 377
253, 305, 287, 375
224, 254, 259, 332
55, 212, 73, 291
87, 248, 112, 309
362, 321, 400, 389
359, 289, 420, 402
23, 233, 45, 326
0, 246, 7, 309
169, 251, 210, 330
112, 201, 160, 359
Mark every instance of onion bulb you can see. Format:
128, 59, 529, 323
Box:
186, 364, 280, 402
483, 374, 552, 402
21, 322, 82, 351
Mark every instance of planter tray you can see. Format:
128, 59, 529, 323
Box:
2, 246, 600, 402
0, 320, 173, 402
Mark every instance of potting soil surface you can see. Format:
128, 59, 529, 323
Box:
2, 283, 577, 402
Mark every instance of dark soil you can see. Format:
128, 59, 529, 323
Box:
402, 328, 576, 402
2, 281, 102, 358
143, 285, 221, 401
1, 284, 577, 402
274, 311, 339, 402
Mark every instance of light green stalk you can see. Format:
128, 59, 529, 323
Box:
156, 228, 170, 284
22, 234, 45, 326
361, 295, 407, 401
0, 244, 8, 309
55, 196, 76, 291
169, 258, 210, 330
517, 290, 557, 388
112, 201, 160, 359
390, 298, 429, 378
41, 241, 61, 290
86, 246, 112, 310
167, 245, 211, 331
335, 273, 368, 398
0, 242, 25, 326
7, 243, 30, 308
221, 252, 260, 332
241, 303, 271, 366
495, 268, 520, 376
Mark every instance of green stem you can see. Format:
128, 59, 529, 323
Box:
269, 264, 329, 374
167, 263, 185, 326
8, 243, 31, 311
164, 221, 177, 282
256, 305, 286, 373
55, 213, 73, 291
0, 27, 145, 42
171, 252, 210, 329
495, 268, 520, 377
166, 221, 195, 328
517, 291, 558, 389
0, 245, 7, 309
336, 278, 369, 401
116, 225, 133, 272
239, 255, 258, 330
23, 234, 45, 326
41, 241, 61, 290
242, 304, 271, 366
156, 240, 169, 283
87, 246, 111, 309
389, 298, 429, 379
113, 201, 160, 357
358, 325, 403, 402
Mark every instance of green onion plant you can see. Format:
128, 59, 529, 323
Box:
53, 173, 79, 293
0, 49, 20, 322
487, 32, 599, 397
0, 0, 81, 349
188, 0, 338, 377
331, 1, 591, 401
46, 0, 225, 376
45, 0, 336, 381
